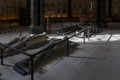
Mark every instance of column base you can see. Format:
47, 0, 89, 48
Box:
29, 26, 44, 34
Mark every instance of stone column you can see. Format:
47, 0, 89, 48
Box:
100, 0, 106, 27
38, 0, 45, 26
30, 0, 45, 34
68, 0, 72, 18
94, 0, 101, 27
108, 0, 112, 18
94, 0, 106, 28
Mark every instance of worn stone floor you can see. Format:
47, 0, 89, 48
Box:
0, 29, 120, 80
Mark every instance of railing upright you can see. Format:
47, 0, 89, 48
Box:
30, 56, 34, 80
66, 37, 69, 57
83, 31, 86, 44
88, 29, 90, 40
0, 48, 4, 65
19, 29, 22, 37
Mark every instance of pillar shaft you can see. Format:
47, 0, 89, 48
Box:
31, 0, 39, 26
68, 0, 72, 18
94, 0, 106, 28
38, 0, 45, 25
100, 0, 106, 27
30, 0, 45, 34
108, 0, 112, 18
94, 0, 101, 27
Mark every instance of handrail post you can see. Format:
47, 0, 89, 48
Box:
49, 16, 50, 34
88, 29, 90, 40
19, 29, 22, 37
61, 21, 64, 34
83, 31, 86, 44
1, 48, 4, 65
30, 56, 34, 80
66, 38, 69, 57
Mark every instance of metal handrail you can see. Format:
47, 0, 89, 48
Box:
33, 28, 88, 56
0, 27, 91, 80
0, 43, 31, 57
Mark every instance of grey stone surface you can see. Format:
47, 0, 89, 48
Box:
40, 30, 120, 80
1, 30, 120, 80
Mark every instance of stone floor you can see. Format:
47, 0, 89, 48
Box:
0, 29, 120, 80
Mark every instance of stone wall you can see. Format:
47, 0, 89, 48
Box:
0, 0, 27, 20
45, 0, 93, 18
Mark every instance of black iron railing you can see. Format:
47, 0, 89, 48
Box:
0, 27, 91, 80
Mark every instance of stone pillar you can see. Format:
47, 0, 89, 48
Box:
108, 0, 112, 18
27, 0, 30, 11
68, 0, 72, 18
94, 0, 101, 27
94, 0, 106, 28
100, 0, 106, 27
30, 0, 38, 27
38, 0, 45, 26
30, 0, 45, 34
